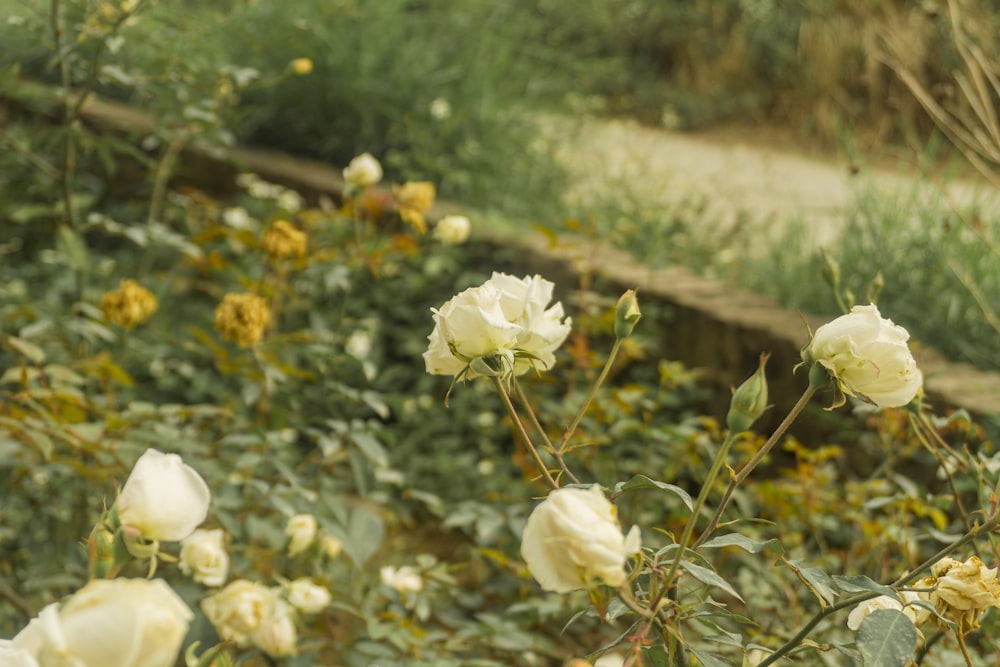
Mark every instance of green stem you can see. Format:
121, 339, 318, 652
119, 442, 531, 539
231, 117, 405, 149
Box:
558, 337, 624, 454
693, 385, 818, 549
513, 379, 580, 484
493, 378, 558, 489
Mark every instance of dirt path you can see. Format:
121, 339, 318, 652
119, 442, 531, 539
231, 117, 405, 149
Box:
548, 115, 1000, 248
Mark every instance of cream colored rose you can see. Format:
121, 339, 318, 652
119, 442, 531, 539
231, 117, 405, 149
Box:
320, 534, 344, 559
179, 528, 229, 587
285, 514, 318, 556
202, 580, 277, 647
252, 600, 297, 658
343, 152, 383, 188
520, 484, 641, 593
433, 215, 471, 245
930, 556, 1000, 634
380, 565, 424, 593
423, 272, 571, 379
805, 304, 922, 407
0, 640, 40, 667
285, 578, 332, 614
846, 595, 905, 631
12, 578, 192, 667
116, 449, 211, 542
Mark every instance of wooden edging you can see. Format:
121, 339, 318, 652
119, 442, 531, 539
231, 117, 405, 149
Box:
6, 82, 1000, 421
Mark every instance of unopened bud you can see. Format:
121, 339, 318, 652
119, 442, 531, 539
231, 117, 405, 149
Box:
87, 522, 119, 579
820, 249, 841, 288
614, 289, 641, 339
726, 353, 770, 432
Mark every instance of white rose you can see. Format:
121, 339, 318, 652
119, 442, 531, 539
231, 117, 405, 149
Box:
423, 282, 523, 377
116, 449, 211, 542
252, 600, 297, 658
320, 535, 344, 559
179, 528, 230, 587
433, 215, 471, 245
0, 640, 40, 667
202, 580, 277, 647
13, 578, 192, 667
380, 565, 424, 593
805, 304, 922, 407
594, 652, 627, 667
285, 514, 318, 556
487, 272, 572, 374
520, 484, 641, 593
285, 578, 332, 614
342, 152, 383, 188
846, 595, 904, 631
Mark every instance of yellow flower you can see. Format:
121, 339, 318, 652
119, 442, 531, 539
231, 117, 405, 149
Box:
393, 181, 436, 234
260, 220, 307, 261
290, 58, 313, 76
215, 293, 270, 348
101, 279, 158, 329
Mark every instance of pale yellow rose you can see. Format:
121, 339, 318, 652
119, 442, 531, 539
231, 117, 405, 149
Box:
252, 600, 297, 658
202, 580, 277, 647
380, 565, 424, 593
343, 153, 383, 189
285, 514, 318, 556
433, 215, 471, 245
285, 578, 332, 614
116, 449, 211, 542
179, 528, 229, 587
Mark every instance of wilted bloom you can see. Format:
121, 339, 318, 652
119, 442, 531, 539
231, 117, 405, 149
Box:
930, 556, 1000, 634
290, 57, 313, 75
260, 220, 307, 261
393, 181, 435, 233
13, 578, 192, 667
285, 514, 318, 556
423, 272, 572, 380
433, 214, 471, 245
285, 578, 332, 614
520, 484, 641, 593
101, 279, 157, 329
342, 152, 383, 189
215, 293, 270, 347
179, 528, 229, 587
202, 580, 277, 647
116, 449, 211, 542
804, 304, 922, 408
380, 565, 424, 593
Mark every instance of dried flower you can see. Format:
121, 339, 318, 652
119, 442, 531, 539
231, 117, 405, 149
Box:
215, 293, 270, 348
930, 556, 1000, 634
101, 279, 158, 329
393, 181, 436, 233
260, 220, 307, 261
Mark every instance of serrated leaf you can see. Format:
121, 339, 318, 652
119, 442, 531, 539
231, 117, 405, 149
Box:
699, 533, 783, 556
857, 609, 917, 667
833, 575, 897, 599
613, 474, 693, 510
679, 560, 744, 602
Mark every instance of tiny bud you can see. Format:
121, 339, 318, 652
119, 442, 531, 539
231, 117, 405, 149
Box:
614, 289, 642, 339
726, 353, 770, 433
88, 523, 119, 579
820, 249, 841, 288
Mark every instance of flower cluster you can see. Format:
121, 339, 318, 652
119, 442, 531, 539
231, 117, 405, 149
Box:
100, 279, 158, 329
260, 219, 307, 261
215, 292, 271, 347
423, 272, 572, 380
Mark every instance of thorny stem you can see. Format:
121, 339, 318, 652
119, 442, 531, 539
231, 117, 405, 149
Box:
512, 379, 580, 484
693, 385, 818, 549
558, 337, 624, 454
493, 378, 558, 489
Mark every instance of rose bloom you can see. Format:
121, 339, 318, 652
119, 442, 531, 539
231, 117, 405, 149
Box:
805, 304, 922, 407
393, 181, 436, 233
285, 578, 332, 614
433, 214, 471, 245
380, 565, 424, 593
101, 279, 158, 329
423, 272, 571, 379
0, 640, 39, 667
202, 580, 277, 647
252, 601, 297, 658
520, 484, 641, 593
215, 292, 271, 348
320, 534, 344, 559
285, 514, 318, 556
846, 595, 907, 631
342, 152, 383, 189
179, 528, 229, 587
116, 449, 211, 542
12, 578, 192, 667
260, 219, 307, 261
930, 555, 1000, 634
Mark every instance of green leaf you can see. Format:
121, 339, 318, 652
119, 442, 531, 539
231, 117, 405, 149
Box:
857, 609, 917, 667
786, 559, 837, 607
6, 336, 46, 364
613, 474, 693, 511
344, 506, 384, 567
350, 431, 389, 468
57, 224, 90, 272
688, 648, 735, 667
699, 533, 783, 556
833, 575, 897, 600
679, 560, 744, 602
